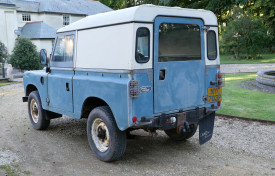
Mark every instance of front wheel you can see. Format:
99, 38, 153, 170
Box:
164, 125, 197, 141
87, 106, 126, 162
28, 91, 50, 130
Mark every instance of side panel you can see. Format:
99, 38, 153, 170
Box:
76, 24, 135, 70
131, 69, 154, 121
73, 70, 130, 131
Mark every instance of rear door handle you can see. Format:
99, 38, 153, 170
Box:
66, 82, 70, 91
159, 69, 165, 80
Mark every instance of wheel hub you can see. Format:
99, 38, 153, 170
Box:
30, 99, 39, 123
91, 118, 110, 152
97, 127, 106, 141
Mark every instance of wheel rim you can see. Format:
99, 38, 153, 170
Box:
30, 99, 39, 123
91, 118, 110, 152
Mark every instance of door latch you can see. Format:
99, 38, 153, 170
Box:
66, 82, 70, 91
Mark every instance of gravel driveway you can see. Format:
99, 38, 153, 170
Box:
0, 83, 275, 176
220, 63, 275, 73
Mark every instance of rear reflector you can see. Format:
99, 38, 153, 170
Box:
132, 116, 137, 122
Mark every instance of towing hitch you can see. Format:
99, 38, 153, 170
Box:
176, 111, 191, 134
182, 121, 191, 133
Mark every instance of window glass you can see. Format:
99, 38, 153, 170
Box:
22, 14, 31, 22
158, 23, 201, 62
63, 15, 70, 26
52, 35, 74, 63
207, 30, 217, 60
136, 27, 150, 63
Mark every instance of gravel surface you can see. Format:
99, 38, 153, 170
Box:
220, 63, 275, 73
0, 84, 275, 176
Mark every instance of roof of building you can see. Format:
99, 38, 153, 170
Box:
0, 0, 112, 15
20, 21, 56, 39
58, 4, 218, 33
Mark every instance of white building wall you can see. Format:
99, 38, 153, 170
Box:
32, 39, 54, 57
0, 6, 17, 54
16, 12, 40, 27
17, 12, 86, 29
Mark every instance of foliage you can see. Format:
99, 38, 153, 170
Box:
220, 54, 275, 64
0, 41, 8, 63
9, 38, 41, 70
220, 8, 272, 59
217, 73, 275, 121
251, 0, 275, 36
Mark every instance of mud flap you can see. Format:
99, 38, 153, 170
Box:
199, 112, 215, 145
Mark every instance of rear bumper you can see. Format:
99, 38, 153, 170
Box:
133, 107, 217, 130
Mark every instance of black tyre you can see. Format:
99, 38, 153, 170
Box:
164, 125, 197, 141
87, 106, 126, 162
28, 91, 50, 130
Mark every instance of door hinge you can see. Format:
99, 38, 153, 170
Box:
46, 98, 50, 105
201, 26, 210, 31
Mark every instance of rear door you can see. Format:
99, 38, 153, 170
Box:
154, 17, 205, 113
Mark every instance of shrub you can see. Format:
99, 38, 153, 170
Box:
9, 38, 41, 70
0, 41, 8, 77
220, 8, 272, 59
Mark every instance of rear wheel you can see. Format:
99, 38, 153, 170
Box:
87, 106, 126, 162
28, 91, 50, 130
164, 125, 197, 141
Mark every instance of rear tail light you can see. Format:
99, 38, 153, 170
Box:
218, 101, 221, 106
129, 80, 139, 98
217, 72, 225, 87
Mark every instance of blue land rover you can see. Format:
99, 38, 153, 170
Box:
23, 5, 223, 162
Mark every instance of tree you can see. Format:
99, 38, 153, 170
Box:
9, 38, 41, 70
221, 8, 272, 59
0, 41, 8, 78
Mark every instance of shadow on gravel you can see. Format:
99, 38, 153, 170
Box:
42, 116, 201, 163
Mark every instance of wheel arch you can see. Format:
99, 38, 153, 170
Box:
26, 84, 38, 96
81, 96, 111, 119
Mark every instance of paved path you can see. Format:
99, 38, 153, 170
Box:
221, 63, 275, 73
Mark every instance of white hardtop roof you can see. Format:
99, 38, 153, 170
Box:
58, 4, 218, 33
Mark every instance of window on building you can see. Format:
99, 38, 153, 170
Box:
22, 14, 31, 22
63, 15, 70, 26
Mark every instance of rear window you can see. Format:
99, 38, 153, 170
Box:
207, 30, 217, 60
158, 23, 201, 62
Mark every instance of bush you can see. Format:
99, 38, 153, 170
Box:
0, 41, 8, 63
9, 38, 41, 70
220, 8, 272, 59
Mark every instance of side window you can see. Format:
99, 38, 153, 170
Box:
207, 30, 217, 60
136, 27, 150, 63
52, 35, 74, 67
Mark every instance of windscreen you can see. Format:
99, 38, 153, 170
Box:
158, 23, 201, 62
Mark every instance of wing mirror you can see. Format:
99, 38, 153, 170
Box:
40, 49, 47, 65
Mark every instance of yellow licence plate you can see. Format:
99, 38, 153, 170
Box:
208, 87, 222, 103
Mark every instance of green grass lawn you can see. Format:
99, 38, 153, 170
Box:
217, 73, 275, 121
220, 53, 275, 64
0, 82, 18, 87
